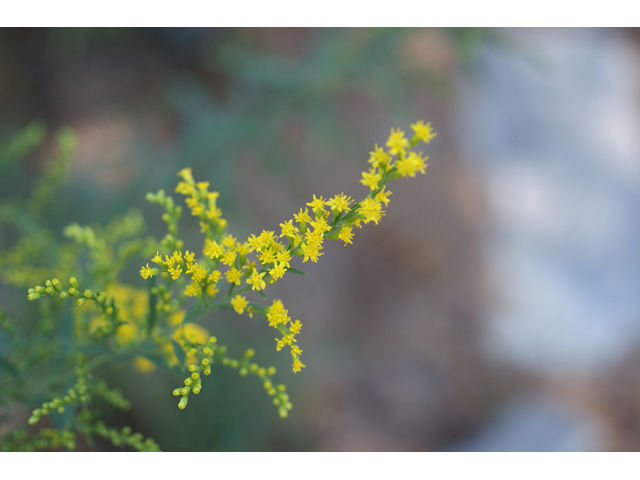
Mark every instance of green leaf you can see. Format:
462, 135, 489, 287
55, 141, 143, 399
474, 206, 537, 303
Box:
182, 302, 205, 325
257, 290, 266, 300
171, 340, 186, 372
286, 267, 307, 275
146, 277, 158, 335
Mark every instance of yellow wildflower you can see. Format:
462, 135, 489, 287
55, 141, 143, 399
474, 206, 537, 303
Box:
222, 234, 237, 248
293, 208, 312, 224
338, 226, 354, 245
368, 144, 391, 169
247, 269, 266, 291
410, 120, 437, 143
289, 320, 302, 335
230, 295, 249, 315
306, 194, 325, 213
386, 128, 409, 156
359, 197, 384, 225
275, 250, 291, 268
279, 219, 299, 238
360, 168, 382, 191
221, 250, 237, 267
225, 267, 243, 285
326, 193, 352, 213
204, 239, 224, 259
395, 151, 427, 178
269, 262, 286, 281
292, 359, 306, 373
140, 264, 154, 279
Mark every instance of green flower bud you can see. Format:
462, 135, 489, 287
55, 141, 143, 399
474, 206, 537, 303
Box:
188, 364, 199, 372
45, 279, 52, 287
28, 416, 40, 425
77, 298, 86, 306
28, 293, 41, 301
35, 286, 46, 294
178, 395, 188, 410
184, 378, 192, 386
244, 348, 255, 359
267, 366, 276, 376
263, 381, 272, 390
181, 387, 189, 396
268, 388, 277, 396
52, 278, 63, 292
239, 368, 248, 376
249, 363, 258, 372
45, 287, 54, 294
279, 406, 288, 418
84, 290, 92, 298
201, 358, 209, 366
59, 291, 69, 299
192, 386, 201, 394
191, 372, 199, 380
69, 277, 79, 289
68, 288, 80, 296
203, 366, 211, 376
277, 384, 286, 392
173, 389, 182, 396
258, 367, 266, 376
273, 398, 280, 406
230, 359, 239, 369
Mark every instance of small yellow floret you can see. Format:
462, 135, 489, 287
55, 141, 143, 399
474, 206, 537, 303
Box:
410, 120, 437, 143
230, 295, 249, 315
306, 194, 325, 213
338, 226, 354, 245
386, 128, 409, 156
225, 267, 243, 285
140, 264, 153, 279
326, 193, 352, 213
361, 168, 382, 191
292, 359, 306, 373
204, 240, 224, 259
247, 269, 266, 291
279, 219, 299, 238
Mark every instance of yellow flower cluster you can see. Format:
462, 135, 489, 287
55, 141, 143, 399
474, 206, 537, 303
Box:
266, 299, 305, 373
139, 121, 436, 375
144, 249, 221, 299
175, 167, 227, 236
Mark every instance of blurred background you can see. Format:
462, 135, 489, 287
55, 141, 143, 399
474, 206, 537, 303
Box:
1, 27, 640, 451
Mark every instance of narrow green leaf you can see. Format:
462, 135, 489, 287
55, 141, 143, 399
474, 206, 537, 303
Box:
171, 340, 186, 372
147, 277, 158, 334
182, 302, 205, 325
286, 267, 307, 275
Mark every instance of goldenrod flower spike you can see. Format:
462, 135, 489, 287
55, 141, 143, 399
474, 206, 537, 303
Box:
134, 121, 435, 410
